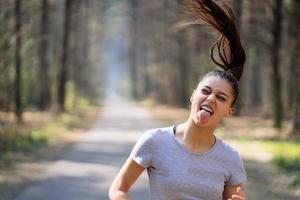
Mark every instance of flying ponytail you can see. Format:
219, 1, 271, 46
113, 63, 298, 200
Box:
186, 0, 246, 81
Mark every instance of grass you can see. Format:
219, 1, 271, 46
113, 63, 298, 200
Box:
261, 140, 300, 188
0, 97, 100, 167
292, 175, 300, 187
260, 140, 300, 171
229, 138, 300, 188
0, 130, 48, 153
233, 139, 300, 169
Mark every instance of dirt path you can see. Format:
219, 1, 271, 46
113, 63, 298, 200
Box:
13, 97, 157, 200
3, 97, 300, 200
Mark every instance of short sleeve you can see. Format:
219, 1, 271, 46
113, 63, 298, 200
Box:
226, 153, 247, 185
129, 131, 154, 168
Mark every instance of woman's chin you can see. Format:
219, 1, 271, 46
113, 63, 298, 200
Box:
193, 115, 216, 128
193, 117, 208, 127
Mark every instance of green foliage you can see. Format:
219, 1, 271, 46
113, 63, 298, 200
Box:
65, 81, 75, 111
0, 96, 97, 164
0, 111, 85, 167
253, 141, 300, 175
23, 62, 38, 108
261, 141, 300, 162
0, 130, 47, 153
227, 139, 300, 188
65, 81, 100, 112
261, 141, 300, 188
291, 175, 300, 187
0, 117, 70, 156
272, 156, 300, 171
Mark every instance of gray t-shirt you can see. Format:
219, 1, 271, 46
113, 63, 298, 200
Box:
129, 126, 247, 200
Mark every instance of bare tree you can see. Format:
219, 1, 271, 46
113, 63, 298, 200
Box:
232, 0, 244, 115
57, 0, 72, 112
14, 0, 22, 122
290, 0, 300, 135
270, 0, 283, 128
176, 1, 190, 107
127, 0, 139, 99
37, 0, 50, 110
0, 1, 12, 112
245, 0, 264, 109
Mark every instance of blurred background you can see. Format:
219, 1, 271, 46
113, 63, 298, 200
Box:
0, 0, 300, 199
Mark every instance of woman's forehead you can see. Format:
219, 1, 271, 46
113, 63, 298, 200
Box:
197, 76, 233, 93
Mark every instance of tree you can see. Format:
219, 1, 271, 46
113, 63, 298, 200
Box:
232, 0, 244, 115
270, 0, 283, 128
0, 1, 13, 112
57, 0, 72, 112
176, 1, 190, 107
37, 0, 51, 110
244, 0, 264, 110
14, 0, 22, 122
127, 0, 139, 99
290, 0, 300, 135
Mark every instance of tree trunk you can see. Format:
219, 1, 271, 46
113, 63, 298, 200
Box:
271, 0, 283, 128
233, 0, 243, 29
0, 3, 12, 112
15, 0, 22, 122
37, 0, 50, 110
250, 47, 262, 107
128, 0, 138, 99
292, 69, 300, 135
176, 31, 190, 107
287, 0, 300, 111
247, 0, 262, 108
82, 0, 90, 82
232, 0, 244, 115
57, 0, 72, 112
175, 1, 190, 107
290, 0, 300, 135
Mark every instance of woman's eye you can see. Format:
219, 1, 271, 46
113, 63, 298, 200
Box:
201, 89, 210, 94
217, 96, 226, 101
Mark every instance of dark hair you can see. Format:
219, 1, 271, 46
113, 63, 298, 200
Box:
186, 0, 246, 106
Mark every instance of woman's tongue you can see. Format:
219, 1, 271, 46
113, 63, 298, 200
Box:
197, 109, 211, 125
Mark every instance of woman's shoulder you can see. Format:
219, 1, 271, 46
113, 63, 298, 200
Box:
144, 126, 174, 142
146, 126, 173, 137
216, 138, 242, 160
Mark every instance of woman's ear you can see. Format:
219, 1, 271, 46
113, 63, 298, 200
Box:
225, 107, 234, 117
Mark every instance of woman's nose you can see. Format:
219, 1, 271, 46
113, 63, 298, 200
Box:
206, 93, 216, 102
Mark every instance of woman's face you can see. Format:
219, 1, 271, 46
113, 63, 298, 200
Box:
190, 75, 234, 127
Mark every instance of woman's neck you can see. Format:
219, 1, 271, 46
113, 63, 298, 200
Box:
175, 119, 217, 153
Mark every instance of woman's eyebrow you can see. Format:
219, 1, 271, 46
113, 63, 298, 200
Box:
203, 85, 212, 90
218, 91, 229, 97
204, 85, 229, 97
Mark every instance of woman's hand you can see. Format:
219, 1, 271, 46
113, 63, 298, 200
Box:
223, 184, 246, 200
228, 187, 246, 200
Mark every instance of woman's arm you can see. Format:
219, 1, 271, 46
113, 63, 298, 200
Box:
222, 184, 246, 200
109, 158, 145, 200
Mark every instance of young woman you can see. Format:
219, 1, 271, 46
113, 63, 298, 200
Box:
109, 0, 247, 199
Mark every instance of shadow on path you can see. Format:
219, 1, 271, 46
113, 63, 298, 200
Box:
244, 159, 299, 200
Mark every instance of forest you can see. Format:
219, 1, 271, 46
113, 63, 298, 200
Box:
1, 0, 300, 132
1, 0, 300, 199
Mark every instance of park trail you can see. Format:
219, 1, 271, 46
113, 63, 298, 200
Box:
15, 96, 299, 200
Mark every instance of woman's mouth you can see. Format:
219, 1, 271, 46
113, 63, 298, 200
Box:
196, 105, 214, 125
199, 106, 214, 116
